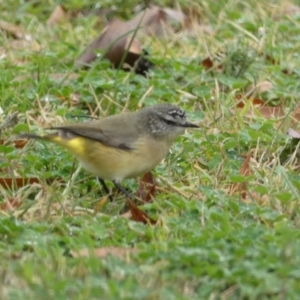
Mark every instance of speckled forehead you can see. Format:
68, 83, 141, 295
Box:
168, 109, 186, 118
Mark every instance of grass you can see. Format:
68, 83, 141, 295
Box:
1, 0, 300, 299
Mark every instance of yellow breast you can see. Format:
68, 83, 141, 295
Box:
50, 135, 170, 182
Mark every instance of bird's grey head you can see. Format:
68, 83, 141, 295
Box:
141, 104, 198, 139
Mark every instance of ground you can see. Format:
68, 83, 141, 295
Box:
1, 0, 300, 299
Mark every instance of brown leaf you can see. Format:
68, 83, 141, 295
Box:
287, 128, 300, 139
236, 96, 265, 108
75, 19, 152, 75
245, 80, 274, 98
129, 6, 166, 36
75, 5, 188, 73
0, 21, 40, 52
230, 150, 253, 199
71, 247, 137, 259
0, 20, 28, 39
0, 139, 28, 149
46, 5, 68, 27
136, 172, 157, 203
129, 5, 187, 37
164, 7, 186, 24
202, 57, 214, 70
120, 210, 132, 219
236, 85, 285, 119
201, 52, 225, 71
255, 105, 285, 119
127, 198, 157, 224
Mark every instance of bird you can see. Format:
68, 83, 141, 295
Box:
18, 103, 198, 199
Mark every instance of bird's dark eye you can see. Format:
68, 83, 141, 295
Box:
164, 119, 177, 126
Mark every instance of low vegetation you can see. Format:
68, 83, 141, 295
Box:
1, 0, 300, 299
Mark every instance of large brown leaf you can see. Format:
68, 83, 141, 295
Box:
75, 19, 153, 75
46, 5, 68, 27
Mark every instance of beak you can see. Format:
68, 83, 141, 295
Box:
183, 121, 199, 128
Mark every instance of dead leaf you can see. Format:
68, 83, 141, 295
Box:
287, 128, 300, 139
75, 4, 189, 73
201, 51, 226, 71
0, 21, 40, 51
136, 171, 157, 203
235, 81, 285, 119
129, 5, 187, 37
230, 150, 253, 199
127, 198, 157, 224
202, 57, 214, 70
246, 81, 274, 98
236, 96, 264, 108
75, 19, 153, 75
47, 5, 68, 27
0, 139, 28, 149
254, 105, 285, 118
129, 6, 166, 36
237, 99, 285, 119
120, 210, 132, 219
71, 247, 137, 259
0, 20, 29, 40
164, 7, 186, 24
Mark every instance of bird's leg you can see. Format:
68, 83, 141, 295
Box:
97, 178, 114, 202
113, 180, 132, 200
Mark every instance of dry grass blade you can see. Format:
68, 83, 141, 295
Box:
0, 198, 21, 211
0, 112, 19, 131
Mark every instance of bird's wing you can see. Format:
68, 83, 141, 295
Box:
50, 114, 140, 151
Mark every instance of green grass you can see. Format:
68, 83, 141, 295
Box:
1, 0, 300, 299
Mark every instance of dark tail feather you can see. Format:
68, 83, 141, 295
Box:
14, 133, 44, 140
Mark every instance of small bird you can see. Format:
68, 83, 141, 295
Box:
19, 104, 198, 199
